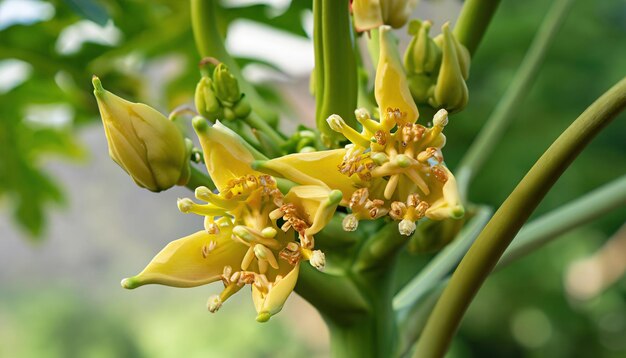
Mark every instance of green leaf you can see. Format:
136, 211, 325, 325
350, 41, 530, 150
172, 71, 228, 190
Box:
63, 0, 110, 26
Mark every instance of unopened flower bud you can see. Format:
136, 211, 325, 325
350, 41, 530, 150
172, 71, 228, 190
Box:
194, 76, 222, 121
404, 20, 441, 76
92, 76, 189, 192
213, 63, 241, 106
430, 23, 470, 113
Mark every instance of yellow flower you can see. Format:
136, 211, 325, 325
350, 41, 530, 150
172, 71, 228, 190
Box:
352, 0, 419, 32
122, 118, 340, 322
92, 76, 190, 192
254, 25, 463, 236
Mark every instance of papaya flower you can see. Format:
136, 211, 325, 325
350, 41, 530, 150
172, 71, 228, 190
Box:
121, 118, 341, 322
92, 76, 190, 192
253, 26, 463, 237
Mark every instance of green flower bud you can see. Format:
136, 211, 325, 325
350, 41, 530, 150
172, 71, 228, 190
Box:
92, 76, 189, 192
194, 76, 222, 121
404, 20, 441, 76
430, 22, 470, 113
213, 63, 241, 106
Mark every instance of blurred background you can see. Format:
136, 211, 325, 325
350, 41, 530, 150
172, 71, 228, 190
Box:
0, 0, 624, 357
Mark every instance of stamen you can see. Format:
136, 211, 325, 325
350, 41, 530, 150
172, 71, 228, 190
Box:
207, 295, 222, 313
241, 246, 256, 270
384, 174, 400, 200
177, 198, 227, 216
233, 225, 282, 250
355, 108, 380, 133
195, 186, 238, 209
399, 219, 417, 236
342, 213, 359, 231
431, 165, 449, 183
309, 250, 326, 271
204, 217, 221, 234
254, 244, 279, 270
327, 114, 371, 147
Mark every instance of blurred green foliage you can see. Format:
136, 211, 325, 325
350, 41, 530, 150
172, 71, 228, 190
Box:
0, 0, 311, 238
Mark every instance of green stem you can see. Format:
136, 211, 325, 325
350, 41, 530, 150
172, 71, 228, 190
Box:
453, 0, 501, 55
315, 0, 358, 146
498, 175, 626, 268
324, 267, 397, 358
190, 0, 278, 125
244, 112, 286, 148
456, 0, 574, 199
414, 77, 626, 358
393, 206, 492, 314
184, 165, 215, 191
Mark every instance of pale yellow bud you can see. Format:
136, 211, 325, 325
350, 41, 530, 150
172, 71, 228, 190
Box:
93, 76, 189, 192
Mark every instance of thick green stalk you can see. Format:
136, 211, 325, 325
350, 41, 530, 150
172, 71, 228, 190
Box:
184, 165, 214, 191
498, 175, 626, 267
324, 267, 397, 358
393, 206, 492, 314
315, 0, 358, 146
190, 0, 278, 125
456, 0, 574, 198
414, 77, 626, 358
244, 112, 286, 148
453, 0, 501, 55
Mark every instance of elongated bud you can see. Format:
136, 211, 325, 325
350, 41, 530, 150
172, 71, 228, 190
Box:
92, 76, 189, 192
430, 23, 470, 113
405, 20, 441, 76
376, 26, 419, 128
195, 76, 222, 121
213, 63, 241, 106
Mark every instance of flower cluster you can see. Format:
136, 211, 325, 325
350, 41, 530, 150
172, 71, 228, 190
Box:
93, 23, 464, 322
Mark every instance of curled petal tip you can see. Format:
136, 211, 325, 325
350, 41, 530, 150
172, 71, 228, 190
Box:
452, 205, 465, 219
192, 116, 209, 132
256, 312, 271, 323
121, 277, 139, 289
92, 75, 102, 89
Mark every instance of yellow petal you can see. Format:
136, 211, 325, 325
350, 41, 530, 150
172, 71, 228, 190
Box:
253, 149, 361, 201
285, 186, 343, 235
375, 26, 419, 127
121, 230, 247, 289
253, 263, 300, 322
192, 118, 265, 191
353, 0, 383, 32
425, 166, 464, 220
